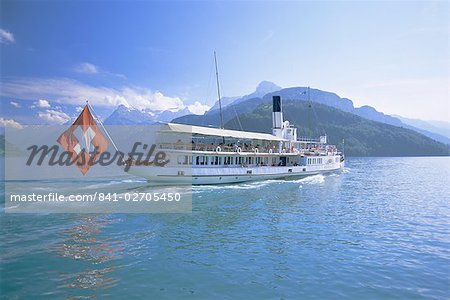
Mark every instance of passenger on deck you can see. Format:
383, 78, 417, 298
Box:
175, 139, 184, 149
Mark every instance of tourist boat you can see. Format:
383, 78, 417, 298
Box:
125, 94, 345, 185
121, 53, 344, 184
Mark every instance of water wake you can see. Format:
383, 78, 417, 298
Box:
291, 174, 326, 185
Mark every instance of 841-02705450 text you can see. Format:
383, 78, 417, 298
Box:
9, 192, 182, 202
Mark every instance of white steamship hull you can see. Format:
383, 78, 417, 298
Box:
124, 94, 345, 185
127, 160, 344, 185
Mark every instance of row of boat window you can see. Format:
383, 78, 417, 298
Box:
177, 155, 338, 166
308, 158, 323, 165
307, 157, 340, 165
178, 156, 290, 166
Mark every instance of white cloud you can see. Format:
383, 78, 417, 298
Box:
34, 99, 51, 108
187, 101, 210, 115
75, 106, 83, 113
10, 101, 21, 108
0, 77, 187, 111
73, 63, 126, 79
0, 118, 23, 129
0, 29, 15, 44
74, 62, 99, 74
38, 109, 71, 124
120, 87, 184, 111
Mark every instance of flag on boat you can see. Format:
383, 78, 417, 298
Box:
57, 104, 109, 174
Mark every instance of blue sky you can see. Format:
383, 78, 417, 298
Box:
0, 0, 449, 123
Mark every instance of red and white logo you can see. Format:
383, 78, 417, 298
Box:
57, 105, 109, 174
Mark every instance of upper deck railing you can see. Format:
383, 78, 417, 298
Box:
298, 137, 321, 143
158, 141, 338, 156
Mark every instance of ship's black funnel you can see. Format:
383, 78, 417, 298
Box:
273, 96, 281, 112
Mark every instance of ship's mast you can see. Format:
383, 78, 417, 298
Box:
214, 51, 224, 130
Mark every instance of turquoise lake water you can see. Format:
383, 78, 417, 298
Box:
1, 157, 449, 299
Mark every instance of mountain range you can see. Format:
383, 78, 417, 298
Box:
102, 105, 191, 125
223, 100, 449, 156
173, 82, 450, 145
172, 96, 450, 156
101, 81, 449, 147
1, 81, 449, 156
169, 82, 449, 156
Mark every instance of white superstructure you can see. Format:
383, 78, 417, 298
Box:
126, 96, 345, 185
